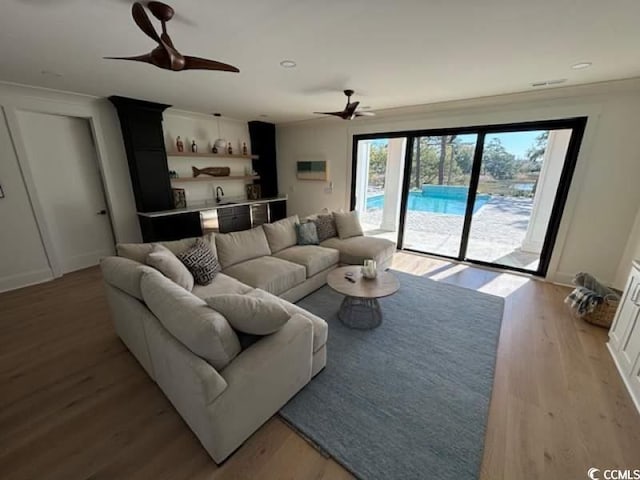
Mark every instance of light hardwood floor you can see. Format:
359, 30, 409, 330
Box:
1, 252, 638, 479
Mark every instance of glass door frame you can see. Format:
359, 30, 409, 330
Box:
350, 117, 587, 277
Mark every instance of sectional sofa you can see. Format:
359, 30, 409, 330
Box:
100, 214, 395, 462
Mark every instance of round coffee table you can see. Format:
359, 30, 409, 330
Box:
327, 266, 400, 329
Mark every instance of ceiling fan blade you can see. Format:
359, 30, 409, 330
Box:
104, 53, 153, 64
131, 2, 162, 44
183, 56, 240, 72
314, 111, 347, 117
345, 100, 360, 117
355, 111, 376, 117
159, 32, 186, 69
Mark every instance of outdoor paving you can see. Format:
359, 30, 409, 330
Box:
362, 196, 540, 270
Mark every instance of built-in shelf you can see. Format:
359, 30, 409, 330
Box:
167, 152, 259, 160
170, 175, 260, 183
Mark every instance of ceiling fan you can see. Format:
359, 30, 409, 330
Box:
105, 1, 239, 73
314, 90, 375, 120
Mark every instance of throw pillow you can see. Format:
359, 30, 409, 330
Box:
333, 210, 364, 239
296, 222, 319, 245
313, 214, 337, 242
262, 215, 299, 253
146, 244, 194, 291
177, 238, 221, 286
205, 294, 290, 335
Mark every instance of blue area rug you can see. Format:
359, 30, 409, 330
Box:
280, 271, 504, 480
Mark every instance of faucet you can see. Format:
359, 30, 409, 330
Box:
215, 186, 225, 203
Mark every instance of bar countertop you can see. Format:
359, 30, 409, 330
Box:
137, 195, 287, 218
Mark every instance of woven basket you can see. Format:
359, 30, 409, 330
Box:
582, 294, 620, 328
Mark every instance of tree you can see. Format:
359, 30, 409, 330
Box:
367, 143, 387, 189
526, 131, 549, 163
483, 138, 517, 179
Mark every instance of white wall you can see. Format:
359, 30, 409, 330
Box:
0, 109, 53, 291
163, 110, 252, 202
616, 206, 640, 287
0, 82, 137, 291
277, 79, 640, 287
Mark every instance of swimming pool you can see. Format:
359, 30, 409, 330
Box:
367, 189, 490, 215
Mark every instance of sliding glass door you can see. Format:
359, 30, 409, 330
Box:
353, 137, 407, 243
402, 134, 478, 257
465, 129, 573, 271
351, 118, 586, 276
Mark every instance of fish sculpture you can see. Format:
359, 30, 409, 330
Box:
192, 166, 231, 177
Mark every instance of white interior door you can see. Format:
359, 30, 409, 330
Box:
16, 111, 115, 274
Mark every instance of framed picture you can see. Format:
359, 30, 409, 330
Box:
172, 188, 187, 208
296, 160, 328, 181
246, 184, 261, 200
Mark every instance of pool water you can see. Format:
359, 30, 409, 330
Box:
367, 191, 489, 215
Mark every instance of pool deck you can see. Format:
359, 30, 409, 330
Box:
362, 196, 540, 271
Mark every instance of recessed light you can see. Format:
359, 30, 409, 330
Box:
571, 62, 592, 70
279, 60, 296, 68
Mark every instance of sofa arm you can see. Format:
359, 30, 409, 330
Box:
204, 314, 314, 462
143, 310, 229, 407
221, 313, 314, 386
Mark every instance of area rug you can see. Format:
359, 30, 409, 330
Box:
280, 271, 504, 480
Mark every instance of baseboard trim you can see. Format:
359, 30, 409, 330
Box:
606, 342, 640, 415
0, 268, 54, 293
63, 249, 114, 274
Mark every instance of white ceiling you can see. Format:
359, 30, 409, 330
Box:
2, 0, 640, 123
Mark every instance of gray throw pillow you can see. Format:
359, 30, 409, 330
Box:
296, 222, 319, 245
205, 294, 290, 335
177, 238, 221, 286
333, 210, 364, 239
313, 214, 337, 242
146, 244, 194, 291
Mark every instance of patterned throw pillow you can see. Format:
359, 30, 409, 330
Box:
296, 222, 319, 245
312, 214, 337, 242
177, 238, 221, 285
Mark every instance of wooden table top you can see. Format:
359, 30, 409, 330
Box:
327, 266, 400, 299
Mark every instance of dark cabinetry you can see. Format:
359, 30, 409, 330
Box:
269, 200, 287, 222
249, 121, 278, 198
110, 96, 182, 242
139, 213, 203, 242
109, 96, 173, 213
217, 206, 252, 233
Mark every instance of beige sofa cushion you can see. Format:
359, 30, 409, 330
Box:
223, 256, 305, 296
206, 294, 290, 335
248, 289, 328, 353
146, 244, 194, 291
191, 273, 253, 299
333, 210, 363, 239
320, 236, 396, 265
117, 233, 217, 263
215, 226, 271, 269
262, 215, 299, 253
140, 269, 241, 371
100, 256, 156, 300
274, 245, 339, 278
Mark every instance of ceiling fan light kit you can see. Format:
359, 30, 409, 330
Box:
314, 89, 376, 120
105, 2, 240, 73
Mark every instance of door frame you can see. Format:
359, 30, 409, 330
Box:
4, 104, 117, 278
350, 117, 588, 277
